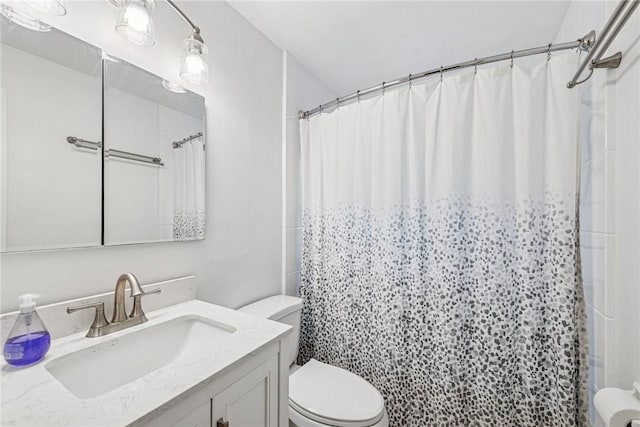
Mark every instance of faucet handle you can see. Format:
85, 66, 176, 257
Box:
66, 302, 109, 338
129, 288, 161, 319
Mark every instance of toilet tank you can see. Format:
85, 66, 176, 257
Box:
238, 295, 303, 367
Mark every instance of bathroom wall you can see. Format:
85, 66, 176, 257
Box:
282, 53, 336, 296
555, 1, 640, 424
0, 1, 283, 312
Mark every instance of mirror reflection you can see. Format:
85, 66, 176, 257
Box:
0, 20, 102, 252
103, 59, 206, 245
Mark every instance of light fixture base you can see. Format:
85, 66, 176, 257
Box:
188, 29, 204, 44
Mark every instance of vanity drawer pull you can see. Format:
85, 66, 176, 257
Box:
216, 417, 229, 427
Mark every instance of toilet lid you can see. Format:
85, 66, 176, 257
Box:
289, 359, 385, 427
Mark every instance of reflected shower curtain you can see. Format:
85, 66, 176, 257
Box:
173, 136, 205, 240
299, 54, 588, 426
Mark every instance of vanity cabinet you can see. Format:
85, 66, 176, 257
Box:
139, 341, 286, 427
172, 401, 210, 427
211, 355, 279, 427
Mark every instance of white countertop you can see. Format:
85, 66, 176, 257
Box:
0, 300, 291, 426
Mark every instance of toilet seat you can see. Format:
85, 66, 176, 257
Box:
289, 359, 385, 427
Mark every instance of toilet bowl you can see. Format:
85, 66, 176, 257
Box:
239, 295, 389, 427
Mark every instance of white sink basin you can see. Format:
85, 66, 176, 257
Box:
45, 315, 236, 399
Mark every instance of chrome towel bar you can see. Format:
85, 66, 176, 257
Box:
67, 136, 101, 150
105, 148, 164, 166
67, 136, 163, 166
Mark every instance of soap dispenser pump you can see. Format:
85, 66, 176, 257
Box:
3, 294, 51, 367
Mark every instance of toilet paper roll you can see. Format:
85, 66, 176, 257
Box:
594, 387, 640, 427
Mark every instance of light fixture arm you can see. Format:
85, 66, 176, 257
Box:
164, 0, 200, 37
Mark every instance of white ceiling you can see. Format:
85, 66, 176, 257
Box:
230, 1, 571, 95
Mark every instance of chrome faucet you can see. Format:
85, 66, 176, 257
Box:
67, 273, 160, 338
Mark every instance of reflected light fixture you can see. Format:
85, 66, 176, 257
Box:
0, 4, 51, 32
162, 79, 187, 93
24, 0, 66, 16
115, 0, 155, 47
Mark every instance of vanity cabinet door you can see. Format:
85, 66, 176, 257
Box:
171, 400, 211, 427
211, 355, 279, 427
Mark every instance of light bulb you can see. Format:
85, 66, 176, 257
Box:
24, 0, 66, 16
115, 0, 155, 47
123, 6, 148, 32
185, 54, 203, 74
0, 4, 51, 32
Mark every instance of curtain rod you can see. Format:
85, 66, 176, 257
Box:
172, 132, 203, 149
298, 31, 595, 120
567, 0, 639, 88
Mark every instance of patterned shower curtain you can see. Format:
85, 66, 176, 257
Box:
298, 54, 588, 426
173, 135, 205, 240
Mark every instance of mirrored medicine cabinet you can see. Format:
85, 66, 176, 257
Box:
0, 18, 206, 252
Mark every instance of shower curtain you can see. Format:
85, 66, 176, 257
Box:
173, 136, 205, 240
299, 54, 588, 426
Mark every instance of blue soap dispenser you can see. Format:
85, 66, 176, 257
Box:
3, 294, 51, 367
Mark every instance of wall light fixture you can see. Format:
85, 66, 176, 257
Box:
0, 0, 209, 86
112, 0, 208, 85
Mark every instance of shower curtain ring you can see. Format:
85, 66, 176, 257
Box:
510, 50, 514, 68
440, 66, 444, 82
319, 104, 323, 115
382, 82, 386, 95
547, 43, 552, 61
474, 58, 478, 75
336, 98, 340, 110
357, 90, 361, 103
408, 74, 412, 89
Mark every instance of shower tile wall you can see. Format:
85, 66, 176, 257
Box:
555, 2, 611, 425
557, 1, 640, 425
581, 69, 615, 426
610, 4, 640, 392
282, 53, 336, 296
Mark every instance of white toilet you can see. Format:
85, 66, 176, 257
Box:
240, 295, 389, 427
